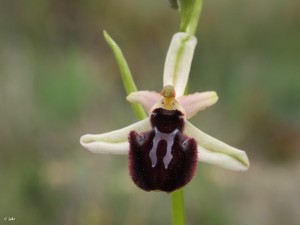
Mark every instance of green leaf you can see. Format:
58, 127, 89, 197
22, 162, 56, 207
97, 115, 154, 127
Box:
103, 31, 147, 120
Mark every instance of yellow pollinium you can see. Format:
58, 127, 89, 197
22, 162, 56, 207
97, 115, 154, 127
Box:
160, 85, 176, 110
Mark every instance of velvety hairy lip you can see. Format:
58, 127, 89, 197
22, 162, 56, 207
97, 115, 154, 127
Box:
129, 108, 197, 192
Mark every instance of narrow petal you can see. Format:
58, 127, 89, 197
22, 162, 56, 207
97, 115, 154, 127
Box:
163, 32, 197, 97
80, 118, 151, 154
185, 122, 250, 171
127, 91, 161, 113
178, 91, 219, 119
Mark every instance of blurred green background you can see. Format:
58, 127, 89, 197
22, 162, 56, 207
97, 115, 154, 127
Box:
0, 0, 299, 224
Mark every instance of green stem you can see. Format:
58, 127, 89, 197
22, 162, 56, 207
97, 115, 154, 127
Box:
172, 189, 186, 225
171, 1, 203, 225
103, 30, 147, 120
179, 0, 203, 35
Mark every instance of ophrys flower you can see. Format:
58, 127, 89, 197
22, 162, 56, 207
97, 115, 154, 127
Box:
80, 32, 249, 193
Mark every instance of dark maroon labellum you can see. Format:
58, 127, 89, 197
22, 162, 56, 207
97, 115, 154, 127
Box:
129, 108, 198, 193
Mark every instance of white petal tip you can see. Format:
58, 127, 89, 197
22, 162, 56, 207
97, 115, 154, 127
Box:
80, 134, 101, 153
126, 93, 135, 103
80, 134, 129, 155
195, 91, 219, 110
210, 92, 219, 104
238, 152, 250, 171
196, 91, 219, 107
197, 146, 250, 172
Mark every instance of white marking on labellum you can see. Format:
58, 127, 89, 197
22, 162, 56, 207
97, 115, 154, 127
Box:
149, 127, 179, 169
181, 139, 190, 151
135, 134, 145, 146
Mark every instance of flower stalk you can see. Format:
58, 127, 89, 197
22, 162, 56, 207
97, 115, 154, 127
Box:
171, 1, 203, 224
172, 189, 186, 225
178, 0, 203, 35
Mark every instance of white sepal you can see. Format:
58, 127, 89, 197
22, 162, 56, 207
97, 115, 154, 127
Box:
80, 118, 151, 154
185, 121, 249, 171
163, 32, 197, 97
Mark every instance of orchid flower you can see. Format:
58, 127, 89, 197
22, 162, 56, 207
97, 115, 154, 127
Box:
80, 32, 249, 193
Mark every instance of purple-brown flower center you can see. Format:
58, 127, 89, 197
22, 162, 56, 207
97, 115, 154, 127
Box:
129, 107, 198, 192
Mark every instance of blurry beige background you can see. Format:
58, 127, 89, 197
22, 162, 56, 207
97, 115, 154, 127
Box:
0, 0, 300, 224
